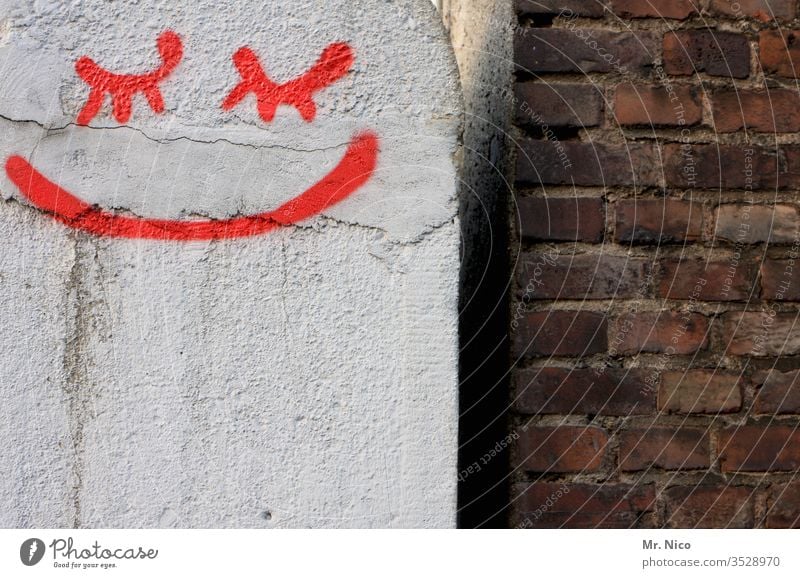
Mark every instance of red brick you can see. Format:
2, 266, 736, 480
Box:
513, 367, 655, 416
657, 259, 759, 301
512, 482, 656, 528
709, 0, 796, 21
615, 83, 702, 126
722, 311, 800, 356
720, 426, 800, 471
517, 254, 650, 300
664, 144, 787, 190
766, 483, 800, 528
611, 0, 698, 19
754, 369, 800, 414
761, 259, 800, 300
615, 199, 703, 244
518, 197, 605, 242
712, 89, 800, 132
664, 30, 750, 78
516, 82, 604, 128
780, 146, 800, 189
619, 427, 709, 471
513, 311, 608, 357
659, 370, 743, 413
715, 204, 800, 244
665, 485, 755, 528
516, 426, 608, 472
610, 312, 709, 355
760, 30, 800, 78
515, 29, 658, 75
517, 140, 660, 188
517, 0, 606, 18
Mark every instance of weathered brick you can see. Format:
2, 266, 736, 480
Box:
513, 311, 608, 357
761, 258, 800, 300
615, 83, 702, 126
518, 197, 605, 242
515, 29, 658, 75
760, 30, 800, 78
720, 426, 800, 471
516, 426, 608, 472
723, 311, 800, 356
712, 89, 800, 133
503, 0, 800, 533
659, 370, 743, 413
512, 482, 656, 528
664, 30, 750, 78
664, 144, 786, 190
517, 254, 650, 300
516, 82, 604, 128
779, 146, 800, 189
611, 0, 698, 19
657, 258, 759, 301
709, 0, 796, 21
766, 482, 800, 528
615, 199, 703, 244
514, 367, 655, 415
517, 140, 660, 188
754, 369, 800, 414
619, 427, 709, 471
665, 485, 755, 528
610, 312, 709, 355
715, 204, 800, 244
517, 0, 606, 18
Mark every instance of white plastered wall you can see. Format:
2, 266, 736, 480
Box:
0, 0, 462, 528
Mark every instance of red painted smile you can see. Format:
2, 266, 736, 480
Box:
5, 131, 379, 241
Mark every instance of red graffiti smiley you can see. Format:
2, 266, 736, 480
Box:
75, 31, 184, 125
222, 43, 354, 122
6, 31, 378, 241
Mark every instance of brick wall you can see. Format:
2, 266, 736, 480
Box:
511, 0, 800, 528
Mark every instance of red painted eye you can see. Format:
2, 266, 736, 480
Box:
222, 42, 354, 123
75, 30, 184, 125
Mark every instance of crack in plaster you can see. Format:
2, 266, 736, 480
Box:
0, 115, 458, 245
0, 114, 351, 153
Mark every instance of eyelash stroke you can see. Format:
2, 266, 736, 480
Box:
75, 30, 184, 125
222, 42, 354, 122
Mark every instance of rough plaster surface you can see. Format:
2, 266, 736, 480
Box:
0, 0, 461, 528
